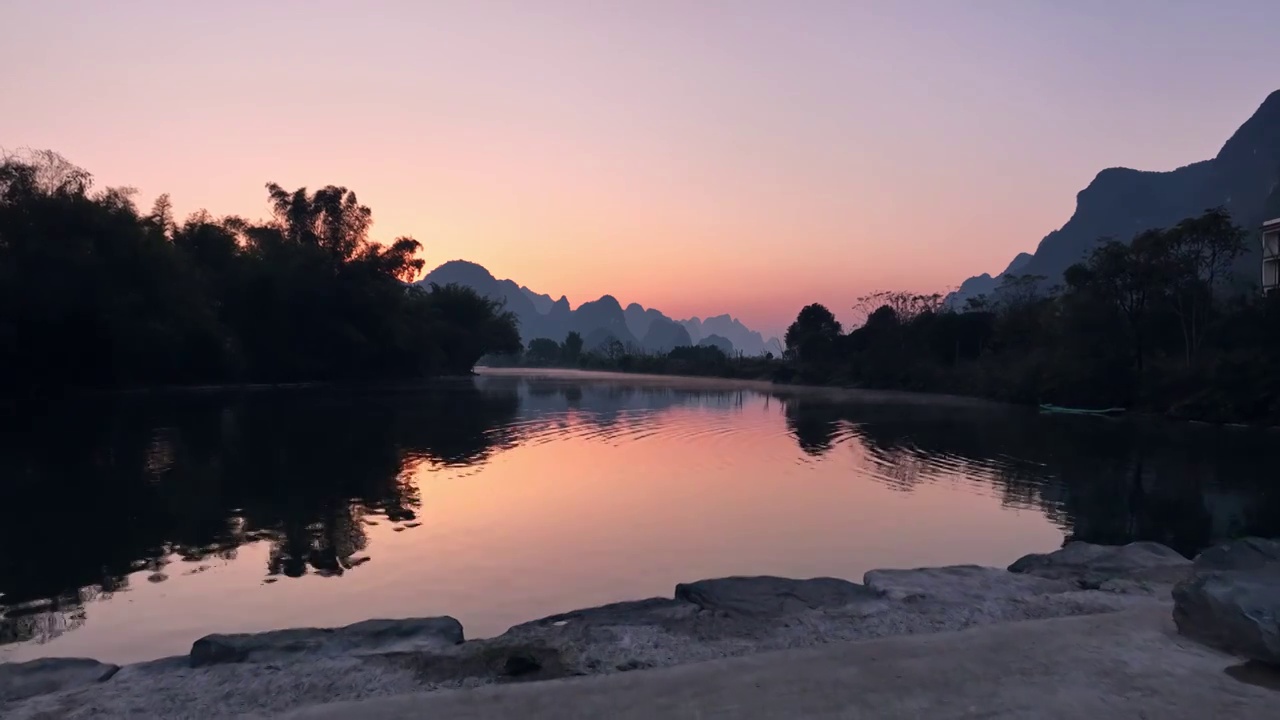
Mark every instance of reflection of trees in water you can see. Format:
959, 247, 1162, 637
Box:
0, 378, 520, 648
7, 374, 1279, 650
784, 400, 844, 456
0, 584, 106, 647
778, 396, 1280, 556
479, 374, 753, 428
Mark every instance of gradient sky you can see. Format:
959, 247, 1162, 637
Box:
3, 1, 1278, 335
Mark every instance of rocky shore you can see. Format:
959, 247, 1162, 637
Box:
2, 539, 1275, 719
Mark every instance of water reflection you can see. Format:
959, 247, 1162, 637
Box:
2, 371, 1279, 656
0, 381, 518, 647
786, 398, 1280, 554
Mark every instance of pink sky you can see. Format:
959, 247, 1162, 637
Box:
3, 1, 1277, 336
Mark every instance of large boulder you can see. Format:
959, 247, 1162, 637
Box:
864, 565, 1075, 603
1008, 541, 1190, 591
189, 616, 464, 668
1172, 537, 1280, 664
1191, 537, 1280, 572
0, 657, 119, 703
1173, 568, 1280, 663
673, 576, 880, 617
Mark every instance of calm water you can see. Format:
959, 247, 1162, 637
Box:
3, 369, 1279, 664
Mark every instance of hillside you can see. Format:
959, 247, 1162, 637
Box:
418, 261, 780, 355
950, 90, 1280, 305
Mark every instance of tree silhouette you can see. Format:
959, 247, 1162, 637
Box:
0, 151, 519, 391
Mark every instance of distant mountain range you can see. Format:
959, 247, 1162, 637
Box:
418, 261, 783, 356
950, 89, 1280, 306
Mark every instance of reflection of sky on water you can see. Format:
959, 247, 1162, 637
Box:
3, 369, 1278, 663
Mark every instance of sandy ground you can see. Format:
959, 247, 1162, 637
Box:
275, 608, 1279, 720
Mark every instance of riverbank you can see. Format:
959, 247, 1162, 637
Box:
280, 609, 1277, 720
2, 541, 1222, 719
482, 363, 1280, 429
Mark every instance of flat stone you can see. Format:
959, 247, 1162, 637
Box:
1173, 566, 1280, 664
190, 616, 464, 668
673, 576, 880, 617
864, 565, 1075, 603
1193, 537, 1280, 572
1008, 541, 1190, 589
0, 657, 119, 703
516, 597, 697, 629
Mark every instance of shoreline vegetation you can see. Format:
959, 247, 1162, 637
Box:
0, 150, 520, 397
2, 539, 1271, 718
3, 150, 1277, 427
491, 208, 1280, 426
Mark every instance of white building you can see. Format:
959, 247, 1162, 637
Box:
1265, 217, 1280, 294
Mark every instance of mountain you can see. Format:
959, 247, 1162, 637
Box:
624, 303, 666, 340
949, 253, 1034, 307
521, 286, 555, 314
569, 295, 639, 349
949, 90, 1280, 306
419, 260, 570, 341
641, 317, 693, 353
418, 261, 779, 355
681, 314, 776, 356
698, 334, 734, 354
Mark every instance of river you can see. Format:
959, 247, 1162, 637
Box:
2, 369, 1277, 664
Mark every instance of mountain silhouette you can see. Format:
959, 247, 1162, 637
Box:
697, 334, 735, 354
418, 261, 780, 355
623, 303, 667, 340
681, 315, 781, 356
950, 89, 1280, 305
641, 316, 694, 353
520, 286, 556, 314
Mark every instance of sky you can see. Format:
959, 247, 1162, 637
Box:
3, 1, 1279, 337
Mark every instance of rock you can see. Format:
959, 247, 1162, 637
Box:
0, 657, 120, 703
1008, 541, 1190, 590
1173, 566, 1280, 664
502, 651, 542, 677
673, 576, 880, 617
1192, 537, 1280, 572
1098, 578, 1160, 596
1173, 538, 1280, 664
382, 642, 571, 684
864, 565, 1075, 603
190, 616, 464, 667
517, 597, 697, 629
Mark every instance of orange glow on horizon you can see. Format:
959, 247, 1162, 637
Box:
3, 1, 1277, 333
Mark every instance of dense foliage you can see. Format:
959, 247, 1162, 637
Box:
784, 209, 1280, 424
490, 330, 780, 379
0, 151, 519, 393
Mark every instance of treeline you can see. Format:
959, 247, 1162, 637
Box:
492, 331, 780, 379
783, 208, 1280, 423
0, 151, 520, 393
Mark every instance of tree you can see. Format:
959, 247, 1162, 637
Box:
148, 193, 176, 240
1159, 208, 1247, 366
264, 182, 372, 264
853, 291, 943, 325
785, 303, 842, 364
526, 338, 561, 365
561, 331, 584, 364
0, 150, 525, 391
421, 283, 521, 375
1069, 232, 1164, 373
604, 338, 626, 362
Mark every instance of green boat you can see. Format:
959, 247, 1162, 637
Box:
1038, 404, 1126, 416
